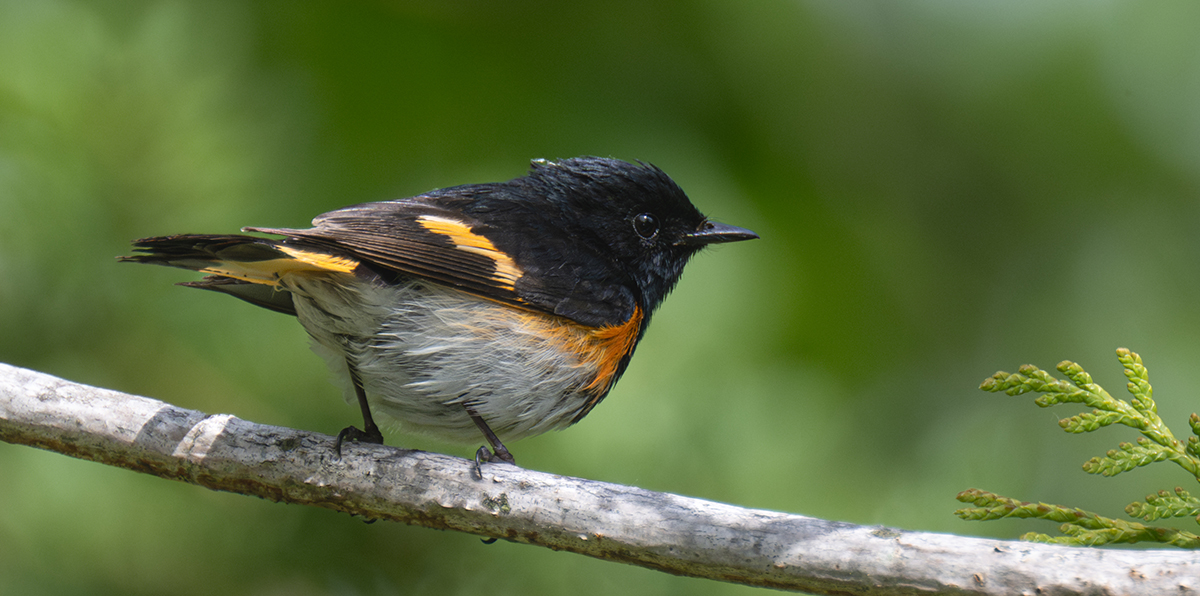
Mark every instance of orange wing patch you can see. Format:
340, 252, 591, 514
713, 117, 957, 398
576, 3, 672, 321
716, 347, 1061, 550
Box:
199, 246, 359, 286
416, 215, 523, 289
277, 246, 360, 273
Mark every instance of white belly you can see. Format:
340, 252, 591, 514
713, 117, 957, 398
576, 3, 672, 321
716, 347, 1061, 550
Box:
281, 272, 601, 443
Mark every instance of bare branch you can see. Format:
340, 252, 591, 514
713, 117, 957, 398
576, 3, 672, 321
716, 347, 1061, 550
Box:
2, 362, 1198, 594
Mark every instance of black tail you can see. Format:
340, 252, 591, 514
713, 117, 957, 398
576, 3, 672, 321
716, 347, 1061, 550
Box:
180, 276, 297, 315
120, 234, 293, 270
120, 234, 316, 316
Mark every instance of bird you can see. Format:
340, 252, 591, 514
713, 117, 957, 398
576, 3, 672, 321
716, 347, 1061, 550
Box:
120, 156, 757, 466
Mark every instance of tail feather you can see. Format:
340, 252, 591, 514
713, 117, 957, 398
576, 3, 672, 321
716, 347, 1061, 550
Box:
181, 276, 297, 315
121, 233, 360, 282
120, 233, 362, 315
119, 234, 292, 272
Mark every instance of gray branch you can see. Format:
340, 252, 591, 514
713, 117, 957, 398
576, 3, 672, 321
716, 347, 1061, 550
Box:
1, 362, 1197, 594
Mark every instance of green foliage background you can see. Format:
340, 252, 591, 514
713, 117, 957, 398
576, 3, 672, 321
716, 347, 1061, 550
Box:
4, 1, 1200, 594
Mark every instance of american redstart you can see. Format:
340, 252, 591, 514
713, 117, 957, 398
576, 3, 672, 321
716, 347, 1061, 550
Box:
121, 157, 757, 465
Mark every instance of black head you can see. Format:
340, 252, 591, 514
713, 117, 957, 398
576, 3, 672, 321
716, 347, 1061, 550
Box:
517, 157, 757, 314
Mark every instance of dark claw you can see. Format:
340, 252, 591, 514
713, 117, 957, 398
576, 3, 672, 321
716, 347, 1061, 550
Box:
471, 444, 517, 480
483, 444, 515, 465
481, 537, 498, 545
335, 424, 385, 456
472, 446, 489, 480
464, 404, 517, 480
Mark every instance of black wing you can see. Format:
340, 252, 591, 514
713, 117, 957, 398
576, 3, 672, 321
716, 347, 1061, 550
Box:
249, 195, 637, 328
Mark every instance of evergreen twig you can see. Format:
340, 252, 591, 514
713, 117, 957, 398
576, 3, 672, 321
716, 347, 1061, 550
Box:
959, 348, 1200, 547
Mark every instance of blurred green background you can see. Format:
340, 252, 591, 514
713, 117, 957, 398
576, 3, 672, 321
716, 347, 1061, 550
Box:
4, 0, 1200, 594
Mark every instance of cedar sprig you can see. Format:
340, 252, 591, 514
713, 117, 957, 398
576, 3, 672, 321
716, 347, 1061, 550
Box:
960, 348, 1200, 547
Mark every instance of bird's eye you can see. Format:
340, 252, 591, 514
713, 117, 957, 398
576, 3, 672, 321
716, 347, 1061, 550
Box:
632, 213, 659, 240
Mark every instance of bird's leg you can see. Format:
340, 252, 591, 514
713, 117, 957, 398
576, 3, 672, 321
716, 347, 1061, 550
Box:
334, 361, 384, 455
465, 405, 516, 475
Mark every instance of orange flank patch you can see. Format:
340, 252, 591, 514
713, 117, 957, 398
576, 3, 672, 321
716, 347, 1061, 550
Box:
198, 246, 359, 286
416, 215, 523, 289
580, 306, 644, 394
515, 305, 644, 418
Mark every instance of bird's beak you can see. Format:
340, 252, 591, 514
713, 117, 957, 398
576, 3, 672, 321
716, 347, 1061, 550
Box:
676, 220, 759, 246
